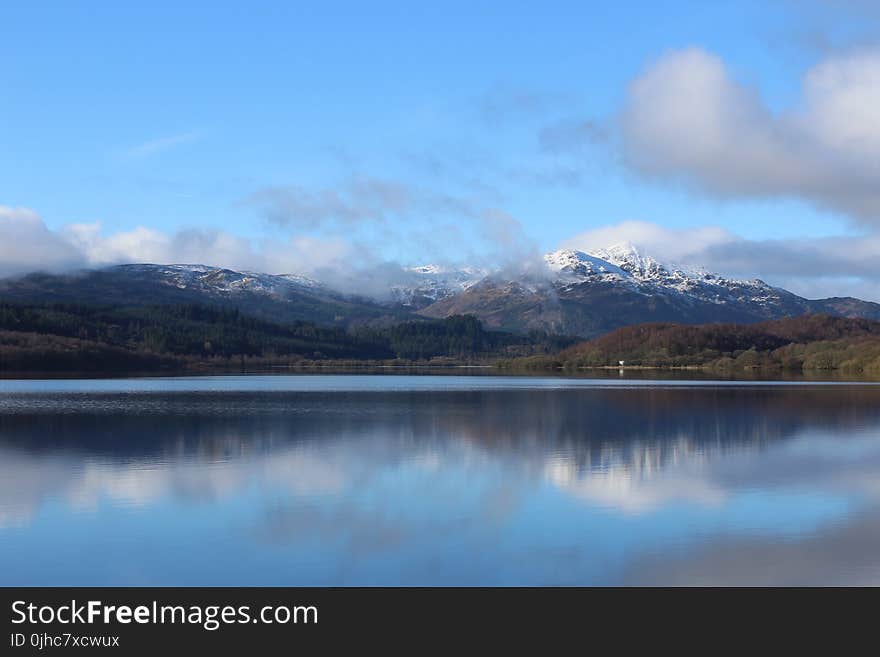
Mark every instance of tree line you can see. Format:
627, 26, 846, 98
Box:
501, 314, 880, 374
0, 301, 573, 373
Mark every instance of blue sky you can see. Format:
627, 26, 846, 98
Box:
2, 1, 880, 299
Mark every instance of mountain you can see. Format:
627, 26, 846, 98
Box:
389, 264, 488, 308
418, 246, 880, 336
2, 245, 879, 338
0, 264, 416, 328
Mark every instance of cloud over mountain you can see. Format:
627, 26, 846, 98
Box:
0, 207, 86, 277
5, 204, 880, 303
0, 205, 358, 280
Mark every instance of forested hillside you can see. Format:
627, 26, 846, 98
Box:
503, 314, 880, 374
0, 302, 572, 373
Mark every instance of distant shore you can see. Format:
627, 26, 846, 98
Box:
3, 361, 878, 382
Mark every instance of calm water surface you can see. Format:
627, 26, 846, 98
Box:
1, 374, 879, 585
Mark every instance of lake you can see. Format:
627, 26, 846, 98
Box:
1, 374, 879, 586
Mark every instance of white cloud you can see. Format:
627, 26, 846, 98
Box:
563, 220, 735, 263
621, 47, 880, 223
0, 207, 357, 279
0, 204, 475, 299
246, 175, 476, 229
0, 206, 86, 277
124, 131, 202, 159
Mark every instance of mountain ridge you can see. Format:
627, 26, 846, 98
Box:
2, 245, 879, 337
418, 246, 880, 335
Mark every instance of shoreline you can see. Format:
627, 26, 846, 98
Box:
2, 362, 878, 383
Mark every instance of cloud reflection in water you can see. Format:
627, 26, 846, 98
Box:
1, 380, 879, 584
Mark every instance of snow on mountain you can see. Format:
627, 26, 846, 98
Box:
116, 264, 324, 298
117, 262, 487, 309
584, 243, 787, 305
112, 247, 801, 316
6, 246, 878, 337
543, 249, 630, 282
89, 245, 879, 333
589, 243, 718, 293
390, 264, 488, 307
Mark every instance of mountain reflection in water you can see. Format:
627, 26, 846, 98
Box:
1, 377, 879, 585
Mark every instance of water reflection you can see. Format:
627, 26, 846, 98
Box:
1, 377, 879, 585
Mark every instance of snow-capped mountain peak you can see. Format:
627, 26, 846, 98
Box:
588, 243, 669, 279
543, 249, 629, 279
586, 243, 742, 294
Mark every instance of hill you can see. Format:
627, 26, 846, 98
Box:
502, 314, 880, 374
0, 265, 416, 329
0, 302, 572, 374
